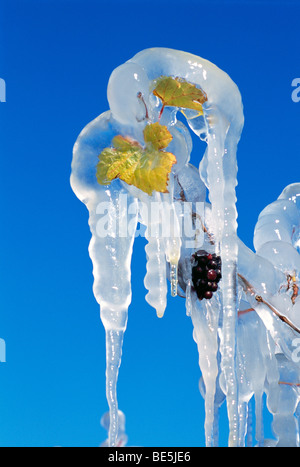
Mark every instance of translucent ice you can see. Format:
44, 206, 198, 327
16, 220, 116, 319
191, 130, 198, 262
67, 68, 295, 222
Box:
71, 48, 300, 447
126, 48, 244, 445
100, 410, 128, 447
71, 114, 139, 445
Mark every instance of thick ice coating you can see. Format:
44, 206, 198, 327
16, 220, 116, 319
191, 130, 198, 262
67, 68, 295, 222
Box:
125, 48, 244, 447
71, 47, 244, 447
71, 48, 300, 447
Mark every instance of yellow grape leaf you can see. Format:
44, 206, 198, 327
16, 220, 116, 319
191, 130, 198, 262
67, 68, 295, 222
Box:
96, 126, 176, 196
152, 76, 207, 114
143, 122, 173, 150
97, 137, 141, 185
113, 134, 141, 151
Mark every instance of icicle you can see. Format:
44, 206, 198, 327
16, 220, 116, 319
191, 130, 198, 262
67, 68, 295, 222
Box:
263, 328, 280, 416
87, 188, 138, 446
140, 183, 181, 317
271, 354, 300, 447
246, 399, 253, 447
144, 234, 167, 318
238, 402, 248, 447
203, 106, 241, 446
254, 391, 264, 447
185, 280, 192, 317
71, 108, 139, 446
100, 410, 128, 447
191, 295, 220, 447
104, 330, 126, 446
234, 306, 268, 446
212, 369, 226, 447
170, 263, 178, 297
140, 197, 168, 318
160, 190, 181, 300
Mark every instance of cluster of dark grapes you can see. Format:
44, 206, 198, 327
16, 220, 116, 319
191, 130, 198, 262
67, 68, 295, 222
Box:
192, 250, 222, 301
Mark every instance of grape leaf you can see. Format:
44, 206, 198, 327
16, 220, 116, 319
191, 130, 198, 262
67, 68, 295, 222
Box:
143, 122, 173, 150
96, 124, 176, 196
152, 76, 207, 114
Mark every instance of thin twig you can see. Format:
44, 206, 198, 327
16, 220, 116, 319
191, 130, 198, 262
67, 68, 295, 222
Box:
193, 213, 215, 245
238, 308, 255, 317
237, 273, 256, 295
255, 295, 300, 335
158, 103, 165, 121
278, 381, 300, 387
137, 92, 149, 120
238, 273, 300, 335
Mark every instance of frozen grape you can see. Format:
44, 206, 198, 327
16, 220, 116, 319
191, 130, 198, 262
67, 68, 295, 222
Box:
209, 260, 218, 269
191, 250, 222, 301
204, 291, 213, 299
207, 269, 217, 281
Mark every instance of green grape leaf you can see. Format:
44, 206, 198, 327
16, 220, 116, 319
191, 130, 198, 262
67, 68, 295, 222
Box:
96, 125, 176, 196
152, 76, 207, 114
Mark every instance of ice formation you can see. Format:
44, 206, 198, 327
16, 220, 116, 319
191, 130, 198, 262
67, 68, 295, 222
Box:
100, 410, 128, 447
71, 48, 300, 447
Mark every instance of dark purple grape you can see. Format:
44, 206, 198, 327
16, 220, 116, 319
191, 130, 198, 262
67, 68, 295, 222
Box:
204, 291, 213, 300
207, 281, 218, 292
208, 260, 218, 269
198, 278, 207, 288
207, 269, 217, 281
191, 249, 222, 301
216, 269, 222, 279
198, 257, 208, 267
196, 266, 204, 275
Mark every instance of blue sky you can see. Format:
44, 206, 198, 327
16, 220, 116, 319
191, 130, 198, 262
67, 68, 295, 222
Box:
0, 0, 299, 447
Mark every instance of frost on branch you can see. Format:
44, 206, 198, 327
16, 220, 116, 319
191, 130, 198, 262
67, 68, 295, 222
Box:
71, 48, 300, 447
